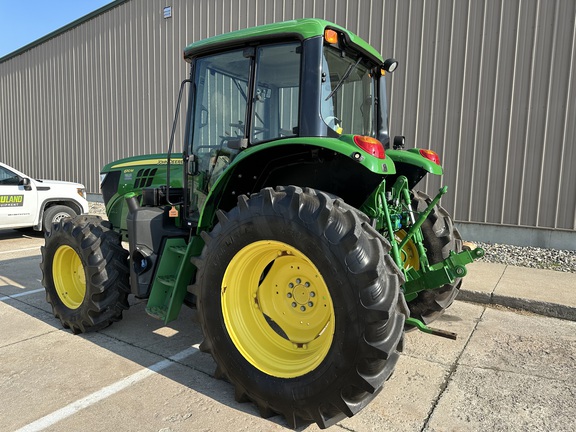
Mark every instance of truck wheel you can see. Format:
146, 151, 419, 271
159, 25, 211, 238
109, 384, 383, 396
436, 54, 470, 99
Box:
40, 215, 130, 333
192, 186, 406, 429
43, 205, 77, 232
404, 190, 463, 325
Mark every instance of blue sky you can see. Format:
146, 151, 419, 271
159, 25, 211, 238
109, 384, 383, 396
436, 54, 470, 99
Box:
0, 0, 115, 58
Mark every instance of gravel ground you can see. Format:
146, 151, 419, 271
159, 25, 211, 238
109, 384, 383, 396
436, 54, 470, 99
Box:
88, 202, 106, 215
475, 241, 576, 273
87, 202, 575, 273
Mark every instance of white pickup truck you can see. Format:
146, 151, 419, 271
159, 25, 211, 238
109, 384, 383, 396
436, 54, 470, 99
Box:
0, 162, 89, 232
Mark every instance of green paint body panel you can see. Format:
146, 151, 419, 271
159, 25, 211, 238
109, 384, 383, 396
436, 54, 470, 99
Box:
101, 153, 184, 234
184, 18, 382, 63
197, 135, 397, 229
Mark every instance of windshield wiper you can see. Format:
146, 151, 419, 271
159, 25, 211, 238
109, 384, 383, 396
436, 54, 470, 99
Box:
325, 56, 362, 101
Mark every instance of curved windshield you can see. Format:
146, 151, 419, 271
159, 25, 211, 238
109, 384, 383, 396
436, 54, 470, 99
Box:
321, 46, 376, 136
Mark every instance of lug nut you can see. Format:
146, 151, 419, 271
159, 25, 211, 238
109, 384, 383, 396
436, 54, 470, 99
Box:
300, 306, 306, 311
291, 302, 297, 308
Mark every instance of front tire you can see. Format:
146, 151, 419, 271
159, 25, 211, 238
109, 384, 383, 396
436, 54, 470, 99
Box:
192, 186, 406, 429
40, 216, 130, 333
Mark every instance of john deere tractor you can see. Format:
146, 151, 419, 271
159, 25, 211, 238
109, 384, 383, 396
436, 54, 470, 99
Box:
41, 19, 483, 429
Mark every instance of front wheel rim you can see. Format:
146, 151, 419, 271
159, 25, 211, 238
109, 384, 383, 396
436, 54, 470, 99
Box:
53, 245, 86, 309
222, 240, 335, 378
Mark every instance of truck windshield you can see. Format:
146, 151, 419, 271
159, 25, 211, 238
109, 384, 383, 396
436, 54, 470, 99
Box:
321, 46, 375, 136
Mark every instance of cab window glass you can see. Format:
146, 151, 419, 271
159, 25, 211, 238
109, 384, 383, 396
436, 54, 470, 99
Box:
251, 42, 301, 143
191, 49, 251, 176
321, 47, 375, 136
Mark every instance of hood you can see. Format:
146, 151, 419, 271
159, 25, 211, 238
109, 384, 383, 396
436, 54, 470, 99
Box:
36, 178, 86, 189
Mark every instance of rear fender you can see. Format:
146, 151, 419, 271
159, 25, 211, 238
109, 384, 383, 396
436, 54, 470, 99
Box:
197, 136, 395, 230
386, 148, 443, 189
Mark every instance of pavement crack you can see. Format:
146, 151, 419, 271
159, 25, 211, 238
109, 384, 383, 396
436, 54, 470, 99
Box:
419, 306, 488, 432
490, 264, 508, 303
0, 328, 61, 350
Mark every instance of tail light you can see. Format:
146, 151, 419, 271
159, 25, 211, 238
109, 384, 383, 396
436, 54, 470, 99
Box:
353, 136, 385, 159
419, 149, 441, 165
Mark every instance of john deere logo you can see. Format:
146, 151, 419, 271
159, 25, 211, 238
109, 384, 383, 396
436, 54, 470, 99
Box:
0, 195, 24, 207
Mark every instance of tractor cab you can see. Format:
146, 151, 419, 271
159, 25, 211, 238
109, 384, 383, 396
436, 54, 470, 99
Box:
177, 19, 396, 227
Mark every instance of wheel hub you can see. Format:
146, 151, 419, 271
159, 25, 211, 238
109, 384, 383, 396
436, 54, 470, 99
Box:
288, 279, 315, 311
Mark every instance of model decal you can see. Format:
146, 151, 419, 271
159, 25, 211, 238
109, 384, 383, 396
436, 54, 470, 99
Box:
0, 194, 24, 207
111, 159, 183, 169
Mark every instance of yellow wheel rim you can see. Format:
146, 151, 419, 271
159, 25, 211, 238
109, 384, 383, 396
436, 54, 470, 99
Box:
222, 240, 335, 378
396, 230, 420, 271
53, 245, 86, 309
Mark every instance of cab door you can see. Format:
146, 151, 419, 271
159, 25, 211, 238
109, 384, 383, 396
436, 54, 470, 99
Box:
0, 165, 37, 229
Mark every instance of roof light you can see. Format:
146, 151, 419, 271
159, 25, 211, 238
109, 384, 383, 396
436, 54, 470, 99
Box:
324, 29, 338, 44
419, 149, 441, 165
354, 136, 385, 159
383, 58, 398, 73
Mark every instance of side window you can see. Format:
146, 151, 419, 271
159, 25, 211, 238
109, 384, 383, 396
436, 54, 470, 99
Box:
251, 43, 301, 143
0, 166, 20, 185
191, 50, 251, 176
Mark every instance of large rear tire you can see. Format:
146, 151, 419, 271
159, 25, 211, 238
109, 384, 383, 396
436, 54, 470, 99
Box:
40, 215, 130, 333
404, 190, 463, 324
192, 186, 407, 429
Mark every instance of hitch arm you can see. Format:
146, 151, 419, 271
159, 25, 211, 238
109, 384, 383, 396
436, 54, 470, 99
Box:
405, 317, 458, 340
398, 185, 448, 252
404, 246, 485, 298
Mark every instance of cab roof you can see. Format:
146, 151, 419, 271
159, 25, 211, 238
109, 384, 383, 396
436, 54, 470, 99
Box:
183, 18, 383, 63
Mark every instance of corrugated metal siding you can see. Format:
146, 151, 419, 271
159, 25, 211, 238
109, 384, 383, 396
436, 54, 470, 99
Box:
1, 0, 575, 233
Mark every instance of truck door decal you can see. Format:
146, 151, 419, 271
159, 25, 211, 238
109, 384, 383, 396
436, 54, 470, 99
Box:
0, 194, 24, 207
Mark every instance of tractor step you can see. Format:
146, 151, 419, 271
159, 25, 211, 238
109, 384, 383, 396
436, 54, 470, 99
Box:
145, 305, 168, 320
145, 238, 188, 323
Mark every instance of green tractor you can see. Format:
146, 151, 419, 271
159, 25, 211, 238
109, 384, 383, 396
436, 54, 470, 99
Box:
41, 19, 483, 429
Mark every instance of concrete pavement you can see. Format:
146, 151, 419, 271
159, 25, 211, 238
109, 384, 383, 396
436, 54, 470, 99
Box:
1, 228, 575, 431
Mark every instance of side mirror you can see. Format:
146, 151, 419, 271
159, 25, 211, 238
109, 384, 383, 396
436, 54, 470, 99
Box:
393, 136, 405, 150
19, 177, 32, 191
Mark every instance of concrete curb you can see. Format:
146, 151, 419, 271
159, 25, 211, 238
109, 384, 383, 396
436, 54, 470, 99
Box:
458, 289, 576, 322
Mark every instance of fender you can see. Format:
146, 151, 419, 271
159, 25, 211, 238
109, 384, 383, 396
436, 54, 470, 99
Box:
37, 198, 86, 230
198, 135, 396, 229
385, 148, 443, 189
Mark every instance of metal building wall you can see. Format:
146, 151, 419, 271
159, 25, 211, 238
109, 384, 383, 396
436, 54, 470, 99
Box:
1, 0, 575, 248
